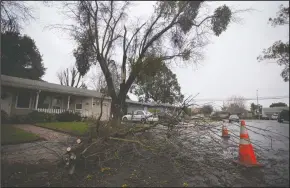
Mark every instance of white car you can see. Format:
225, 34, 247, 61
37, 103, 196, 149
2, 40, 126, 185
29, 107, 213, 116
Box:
229, 114, 239, 123
271, 113, 278, 120
122, 110, 159, 123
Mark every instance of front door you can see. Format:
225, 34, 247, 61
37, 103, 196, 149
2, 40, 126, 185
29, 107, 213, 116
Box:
1, 92, 12, 116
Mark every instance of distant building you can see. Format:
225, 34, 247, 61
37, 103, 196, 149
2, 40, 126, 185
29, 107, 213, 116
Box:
191, 107, 201, 114
262, 107, 289, 118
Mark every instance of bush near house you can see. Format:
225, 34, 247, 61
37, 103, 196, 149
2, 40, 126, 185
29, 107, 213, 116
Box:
56, 111, 82, 122
27, 111, 56, 123
6, 111, 82, 124
1, 110, 9, 124
148, 108, 161, 115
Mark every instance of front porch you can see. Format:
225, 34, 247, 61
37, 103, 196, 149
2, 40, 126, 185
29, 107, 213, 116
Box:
34, 91, 92, 117
1, 75, 111, 120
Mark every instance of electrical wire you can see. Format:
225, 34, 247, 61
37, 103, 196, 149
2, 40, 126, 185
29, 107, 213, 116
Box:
193, 96, 289, 102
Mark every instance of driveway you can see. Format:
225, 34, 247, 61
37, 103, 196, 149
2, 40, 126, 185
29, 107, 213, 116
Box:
1, 124, 77, 164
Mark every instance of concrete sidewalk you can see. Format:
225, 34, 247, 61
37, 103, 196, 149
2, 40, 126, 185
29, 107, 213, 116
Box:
1, 124, 77, 164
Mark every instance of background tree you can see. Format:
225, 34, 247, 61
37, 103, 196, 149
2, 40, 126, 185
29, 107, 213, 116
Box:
1, 31, 46, 80
250, 103, 259, 114
57, 46, 91, 88
89, 61, 121, 95
57, 66, 87, 88
200, 105, 213, 115
56, 1, 244, 124
257, 4, 289, 82
269, 102, 288, 108
224, 96, 246, 114
131, 60, 184, 104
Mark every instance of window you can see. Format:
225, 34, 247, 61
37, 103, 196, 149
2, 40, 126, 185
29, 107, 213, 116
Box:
137, 111, 144, 115
75, 103, 82, 110
38, 95, 50, 109
51, 97, 62, 109
16, 91, 31, 108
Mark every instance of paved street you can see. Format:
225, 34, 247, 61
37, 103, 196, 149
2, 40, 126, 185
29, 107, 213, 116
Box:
226, 120, 289, 186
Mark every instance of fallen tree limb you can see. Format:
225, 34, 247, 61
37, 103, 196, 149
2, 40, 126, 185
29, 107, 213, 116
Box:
108, 137, 155, 150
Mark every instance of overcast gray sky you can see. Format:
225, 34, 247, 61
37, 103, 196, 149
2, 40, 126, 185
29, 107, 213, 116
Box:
22, 1, 289, 110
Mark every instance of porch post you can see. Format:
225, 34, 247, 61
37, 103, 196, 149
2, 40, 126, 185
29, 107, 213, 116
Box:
91, 97, 94, 116
67, 96, 70, 110
35, 90, 41, 110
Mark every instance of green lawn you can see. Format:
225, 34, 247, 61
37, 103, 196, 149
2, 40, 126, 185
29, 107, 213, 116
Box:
1, 125, 42, 145
36, 122, 89, 136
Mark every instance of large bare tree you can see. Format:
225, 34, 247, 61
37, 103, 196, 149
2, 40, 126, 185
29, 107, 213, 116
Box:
1, 1, 34, 32
53, 1, 246, 124
224, 95, 246, 115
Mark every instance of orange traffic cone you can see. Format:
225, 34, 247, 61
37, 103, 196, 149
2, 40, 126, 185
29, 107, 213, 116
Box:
233, 120, 263, 167
221, 125, 230, 138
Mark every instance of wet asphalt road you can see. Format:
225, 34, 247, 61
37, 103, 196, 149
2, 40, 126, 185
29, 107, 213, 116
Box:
170, 119, 289, 187
226, 120, 289, 186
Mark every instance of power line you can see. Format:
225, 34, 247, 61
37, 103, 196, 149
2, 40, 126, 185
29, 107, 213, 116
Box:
193, 96, 289, 102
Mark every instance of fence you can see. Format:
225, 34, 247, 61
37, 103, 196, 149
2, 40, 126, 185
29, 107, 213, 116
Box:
37, 108, 95, 118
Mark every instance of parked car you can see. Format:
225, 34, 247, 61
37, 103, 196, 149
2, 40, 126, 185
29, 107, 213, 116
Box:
122, 110, 158, 123
278, 109, 289, 123
261, 114, 269, 120
229, 114, 239, 123
271, 113, 278, 120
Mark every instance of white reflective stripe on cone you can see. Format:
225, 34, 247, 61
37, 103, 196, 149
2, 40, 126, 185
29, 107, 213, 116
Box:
240, 138, 251, 145
240, 125, 248, 135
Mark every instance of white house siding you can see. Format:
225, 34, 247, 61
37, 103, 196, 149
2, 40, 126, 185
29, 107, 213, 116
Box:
127, 104, 147, 114
69, 97, 110, 120
91, 98, 111, 121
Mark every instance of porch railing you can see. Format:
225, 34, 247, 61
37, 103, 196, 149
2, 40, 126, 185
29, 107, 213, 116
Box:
36, 108, 91, 117
37, 108, 75, 114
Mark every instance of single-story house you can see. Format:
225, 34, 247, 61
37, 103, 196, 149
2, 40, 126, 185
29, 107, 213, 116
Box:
262, 107, 289, 118
1, 75, 112, 120
1, 75, 180, 120
126, 100, 179, 114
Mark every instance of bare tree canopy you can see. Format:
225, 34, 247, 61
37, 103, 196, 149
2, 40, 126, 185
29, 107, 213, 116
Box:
0, 1, 34, 32
224, 95, 246, 115
52, 1, 246, 124
57, 66, 86, 88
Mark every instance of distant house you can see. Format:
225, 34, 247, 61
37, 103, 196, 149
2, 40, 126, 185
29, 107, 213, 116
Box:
1, 75, 112, 120
211, 111, 230, 119
126, 100, 179, 114
262, 107, 289, 118
191, 107, 201, 114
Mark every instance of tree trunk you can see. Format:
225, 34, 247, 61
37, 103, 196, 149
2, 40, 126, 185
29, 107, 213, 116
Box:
111, 90, 127, 126
111, 100, 122, 126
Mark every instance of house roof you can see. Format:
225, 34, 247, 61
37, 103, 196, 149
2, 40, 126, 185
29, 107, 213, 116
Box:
2, 75, 180, 108
1, 75, 110, 99
125, 99, 179, 108
262, 107, 289, 114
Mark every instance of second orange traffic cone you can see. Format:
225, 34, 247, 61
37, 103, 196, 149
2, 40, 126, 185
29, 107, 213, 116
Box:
233, 120, 263, 167
221, 125, 230, 138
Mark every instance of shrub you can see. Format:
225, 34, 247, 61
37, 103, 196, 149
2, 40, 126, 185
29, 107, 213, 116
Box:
56, 111, 82, 122
1, 110, 9, 124
27, 111, 56, 123
10, 115, 29, 124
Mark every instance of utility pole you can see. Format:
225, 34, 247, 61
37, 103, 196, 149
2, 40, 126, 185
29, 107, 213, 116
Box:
256, 89, 260, 119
